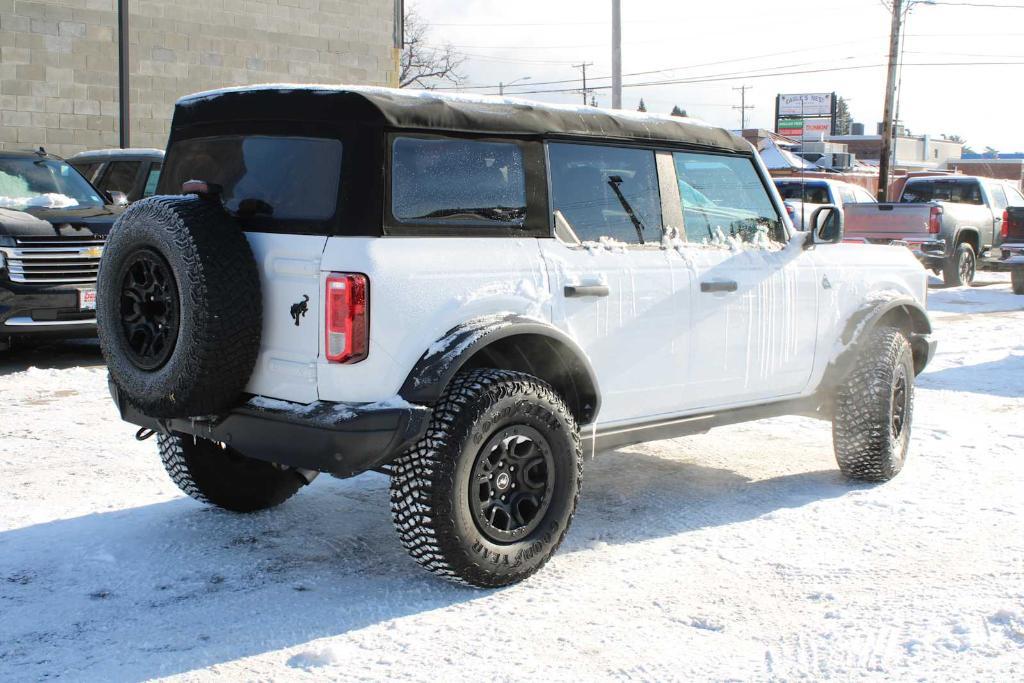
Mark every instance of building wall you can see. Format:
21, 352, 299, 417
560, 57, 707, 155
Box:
0, 0, 398, 157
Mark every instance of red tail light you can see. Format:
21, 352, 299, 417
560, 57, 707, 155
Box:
928, 205, 943, 234
1002, 209, 1009, 239
325, 273, 369, 364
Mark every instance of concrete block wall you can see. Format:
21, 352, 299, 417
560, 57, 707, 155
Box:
0, 0, 398, 157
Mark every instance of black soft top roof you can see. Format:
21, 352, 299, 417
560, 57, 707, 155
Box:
173, 85, 751, 153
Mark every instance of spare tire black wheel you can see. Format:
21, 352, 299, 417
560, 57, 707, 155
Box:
97, 196, 262, 418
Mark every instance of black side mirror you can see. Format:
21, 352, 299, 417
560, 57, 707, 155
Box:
809, 204, 844, 245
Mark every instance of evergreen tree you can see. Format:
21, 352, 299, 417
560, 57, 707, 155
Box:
834, 96, 852, 135
637, 98, 647, 112
670, 105, 687, 117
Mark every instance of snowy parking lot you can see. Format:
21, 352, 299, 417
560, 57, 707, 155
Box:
1, 275, 1022, 681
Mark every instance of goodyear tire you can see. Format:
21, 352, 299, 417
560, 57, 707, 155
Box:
159, 435, 305, 513
390, 368, 583, 587
97, 196, 261, 418
832, 326, 915, 482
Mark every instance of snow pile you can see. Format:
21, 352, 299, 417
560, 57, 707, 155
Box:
0, 193, 79, 209
581, 236, 629, 253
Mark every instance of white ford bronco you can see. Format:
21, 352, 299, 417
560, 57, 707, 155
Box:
97, 86, 936, 587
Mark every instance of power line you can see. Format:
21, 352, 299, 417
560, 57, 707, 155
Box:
509, 61, 1024, 96
926, 1, 1024, 7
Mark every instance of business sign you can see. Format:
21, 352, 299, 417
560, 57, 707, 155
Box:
777, 93, 833, 117
778, 117, 832, 139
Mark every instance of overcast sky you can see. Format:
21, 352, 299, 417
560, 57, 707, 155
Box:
413, 0, 1024, 152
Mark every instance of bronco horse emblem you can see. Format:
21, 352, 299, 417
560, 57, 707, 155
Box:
290, 295, 309, 327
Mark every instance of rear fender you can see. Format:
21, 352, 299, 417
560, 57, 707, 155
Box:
399, 314, 601, 424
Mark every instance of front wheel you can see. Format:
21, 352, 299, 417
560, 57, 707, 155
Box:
832, 326, 915, 482
943, 242, 976, 287
390, 368, 582, 587
1012, 269, 1024, 295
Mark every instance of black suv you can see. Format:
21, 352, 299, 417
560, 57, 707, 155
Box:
0, 150, 124, 350
69, 148, 164, 204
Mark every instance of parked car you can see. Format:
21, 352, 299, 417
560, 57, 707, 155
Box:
999, 206, 1024, 294
844, 174, 1024, 286
774, 178, 877, 229
0, 149, 125, 351
68, 148, 164, 204
96, 86, 935, 587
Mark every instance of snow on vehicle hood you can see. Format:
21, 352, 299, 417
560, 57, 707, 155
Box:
0, 193, 79, 210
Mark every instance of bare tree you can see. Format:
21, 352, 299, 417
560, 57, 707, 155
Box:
400, 6, 465, 89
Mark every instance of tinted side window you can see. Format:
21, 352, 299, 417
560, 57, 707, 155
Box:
71, 162, 101, 182
775, 182, 829, 204
143, 163, 162, 197
673, 151, 783, 244
548, 143, 662, 244
391, 137, 526, 227
97, 161, 141, 194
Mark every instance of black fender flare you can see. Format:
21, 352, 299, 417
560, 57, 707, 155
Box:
826, 295, 933, 390
398, 314, 601, 424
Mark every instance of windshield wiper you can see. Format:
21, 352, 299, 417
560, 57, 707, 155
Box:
607, 175, 646, 244
418, 206, 526, 222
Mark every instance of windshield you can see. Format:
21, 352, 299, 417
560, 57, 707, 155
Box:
0, 157, 105, 210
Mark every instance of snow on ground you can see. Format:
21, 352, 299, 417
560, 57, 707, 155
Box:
1, 275, 1022, 682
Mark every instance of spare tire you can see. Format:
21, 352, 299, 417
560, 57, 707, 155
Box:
97, 196, 262, 418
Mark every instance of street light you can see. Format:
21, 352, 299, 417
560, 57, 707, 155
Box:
499, 76, 531, 96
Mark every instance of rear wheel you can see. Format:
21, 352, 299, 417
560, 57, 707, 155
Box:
390, 368, 582, 587
1012, 269, 1024, 295
943, 242, 976, 287
158, 434, 308, 512
832, 326, 915, 482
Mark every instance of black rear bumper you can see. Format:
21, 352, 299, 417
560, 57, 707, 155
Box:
110, 382, 432, 478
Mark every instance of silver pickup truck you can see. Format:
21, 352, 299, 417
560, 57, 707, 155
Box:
845, 175, 1024, 286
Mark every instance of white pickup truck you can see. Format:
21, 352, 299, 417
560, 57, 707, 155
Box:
774, 178, 878, 229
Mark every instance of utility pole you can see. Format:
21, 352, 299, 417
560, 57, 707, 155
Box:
611, 0, 622, 109
733, 85, 753, 130
878, 0, 903, 201
572, 62, 594, 105
117, 0, 130, 148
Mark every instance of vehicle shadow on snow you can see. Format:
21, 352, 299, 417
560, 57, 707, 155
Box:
0, 450, 850, 680
919, 352, 1024, 398
0, 338, 104, 377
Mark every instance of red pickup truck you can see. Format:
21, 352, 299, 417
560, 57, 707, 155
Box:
844, 175, 1024, 288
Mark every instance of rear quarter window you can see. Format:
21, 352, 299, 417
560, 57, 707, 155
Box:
390, 136, 527, 228
160, 136, 342, 222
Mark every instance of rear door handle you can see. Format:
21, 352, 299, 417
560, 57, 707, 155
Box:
700, 280, 738, 293
564, 284, 610, 298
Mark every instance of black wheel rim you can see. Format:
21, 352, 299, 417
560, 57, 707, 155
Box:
891, 368, 909, 439
118, 248, 180, 371
470, 425, 555, 544
959, 249, 975, 284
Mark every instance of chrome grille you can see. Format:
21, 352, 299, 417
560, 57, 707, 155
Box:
1, 235, 105, 284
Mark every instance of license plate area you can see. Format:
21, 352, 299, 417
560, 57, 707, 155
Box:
79, 288, 97, 311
